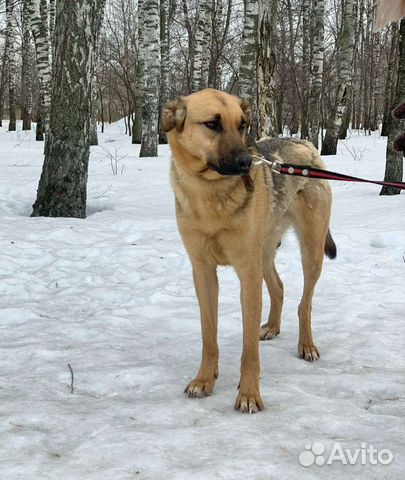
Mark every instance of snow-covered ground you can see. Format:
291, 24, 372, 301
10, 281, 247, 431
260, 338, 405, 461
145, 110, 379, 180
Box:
0, 121, 404, 480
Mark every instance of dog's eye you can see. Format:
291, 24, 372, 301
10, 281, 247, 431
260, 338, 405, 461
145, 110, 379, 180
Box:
204, 120, 222, 132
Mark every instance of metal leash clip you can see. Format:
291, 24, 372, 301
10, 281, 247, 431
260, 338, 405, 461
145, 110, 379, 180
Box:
252, 154, 282, 174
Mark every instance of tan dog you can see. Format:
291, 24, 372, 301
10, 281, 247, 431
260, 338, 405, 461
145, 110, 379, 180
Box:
162, 89, 336, 413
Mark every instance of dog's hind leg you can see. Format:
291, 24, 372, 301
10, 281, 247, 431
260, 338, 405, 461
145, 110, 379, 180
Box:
293, 183, 332, 361
260, 241, 284, 341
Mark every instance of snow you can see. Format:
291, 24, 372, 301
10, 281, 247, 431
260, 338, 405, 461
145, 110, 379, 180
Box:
0, 121, 404, 479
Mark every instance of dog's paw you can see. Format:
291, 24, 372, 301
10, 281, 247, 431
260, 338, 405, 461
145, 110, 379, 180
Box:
298, 343, 320, 362
184, 378, 215, 398
260, 323, 280, 341
234, 391, 264, 413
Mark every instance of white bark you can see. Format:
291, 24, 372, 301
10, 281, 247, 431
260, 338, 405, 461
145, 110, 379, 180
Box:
22, 0, 33, 130
29, 0, 52, 139
139, 0, 161, 157
307, 0, 325, 148
192, 0, 209, 92
239, 0, 259, 105
321, 0, 355, 154
6, 0, 17, 131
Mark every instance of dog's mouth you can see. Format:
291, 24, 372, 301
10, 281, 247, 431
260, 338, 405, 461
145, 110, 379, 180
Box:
206, 163, 248, 176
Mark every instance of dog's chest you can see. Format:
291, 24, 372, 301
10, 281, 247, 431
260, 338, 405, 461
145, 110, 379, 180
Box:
181, 191, 245, 234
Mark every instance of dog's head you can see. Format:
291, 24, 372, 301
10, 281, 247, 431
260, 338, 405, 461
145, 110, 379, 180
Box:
162, 89, 252, 179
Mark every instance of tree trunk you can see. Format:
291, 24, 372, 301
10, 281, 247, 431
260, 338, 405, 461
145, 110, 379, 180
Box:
89, 5, 106, 146
257, 0, 278, 138
0, 49, 6, 128
191, 0, 209, 92
307, 0, 325, 148
380, 19, 405, 196
32, 0, 106, 218
139, 0, 161, 157
239, 0, 259, 137
321, 0, 355, 155
381, 23, 398, 137
369, 31, 380, 131
6, 0, 17, 132
300, 0, 312, 139
286, 0, 299, 135
29, 0, 52, 141
159, 0, 170, 143
49, 0, 56, 52
239, 0, 259, 102
22, 0, 33, 131
133, 0, 145, 144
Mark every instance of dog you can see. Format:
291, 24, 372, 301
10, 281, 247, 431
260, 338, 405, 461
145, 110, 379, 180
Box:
162, 88, 336, 413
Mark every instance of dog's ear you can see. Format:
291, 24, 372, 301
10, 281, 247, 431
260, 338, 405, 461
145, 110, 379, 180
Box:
240, 98, 252, 128
161, 98, 187, 133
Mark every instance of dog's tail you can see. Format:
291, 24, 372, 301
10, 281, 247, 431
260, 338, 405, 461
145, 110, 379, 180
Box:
324, 229, 337, 259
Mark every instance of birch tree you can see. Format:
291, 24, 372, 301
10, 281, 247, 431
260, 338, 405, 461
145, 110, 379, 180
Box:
89, 3, 106, 146
0, 49, 5, 128
257, 0, 278, 138
307, 0, 325, 148
139, 0, 160, 157
191, 0, 209, 91
200, 2, 213, 89
22, 0, 33, 131
380, 19, 404, 196
321, 0, 355, 155
133, 0, 145, 143
159, 0, 170, 143
300, 0, 312, 139
239, 0, 259, 136
208, 0, 232, 89
29, 0, 52, 141
6, 0, 17, 132
32, 0, 106, 218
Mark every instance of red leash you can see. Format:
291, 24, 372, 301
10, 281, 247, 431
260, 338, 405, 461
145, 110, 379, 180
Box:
275, 163, 405, 191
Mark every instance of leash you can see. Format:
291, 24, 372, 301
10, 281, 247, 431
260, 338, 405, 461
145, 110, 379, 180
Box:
252, 155, 405, 191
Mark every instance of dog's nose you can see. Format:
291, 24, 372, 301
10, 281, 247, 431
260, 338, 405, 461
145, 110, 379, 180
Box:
235, 154, 252, 172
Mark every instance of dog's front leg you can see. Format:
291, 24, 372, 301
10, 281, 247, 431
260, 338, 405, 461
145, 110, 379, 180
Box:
184, 261, 219, 398
234, 261, 264, 413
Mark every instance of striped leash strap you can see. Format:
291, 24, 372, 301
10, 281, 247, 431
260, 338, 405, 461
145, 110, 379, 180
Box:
252, 155, 405, 190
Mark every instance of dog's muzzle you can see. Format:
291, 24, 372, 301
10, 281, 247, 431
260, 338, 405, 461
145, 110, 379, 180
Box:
207, 153, 252, 176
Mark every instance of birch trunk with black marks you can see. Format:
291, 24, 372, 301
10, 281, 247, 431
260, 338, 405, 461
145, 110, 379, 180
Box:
22, 0, 33, 130
29, 0, 52, 141
139, 0, 160, 157
239, 0, 259, 102
49, 0, 56, 52
200, 4, 213, 89
286, 0, 299, 135
321, 0, 355, 155
191, 0, 209, 92
380, 19, 405, 196
257, 0, 278, 138
32, 0, 106, 218
6, 0, 17, 132
0, 49, 6, 127
300, 0, 312, 139
133, 0, 145, 143
239, 0, 259, 137
381, 23, 398, 137
159, 0, 170, 143
307, 0, 325, 149
89, 1, 106, 146
209, 0, 232, 89
369, 31, 380, 131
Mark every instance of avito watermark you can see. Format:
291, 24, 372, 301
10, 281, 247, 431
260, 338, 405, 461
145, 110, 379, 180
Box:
299, 442, 394, 467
